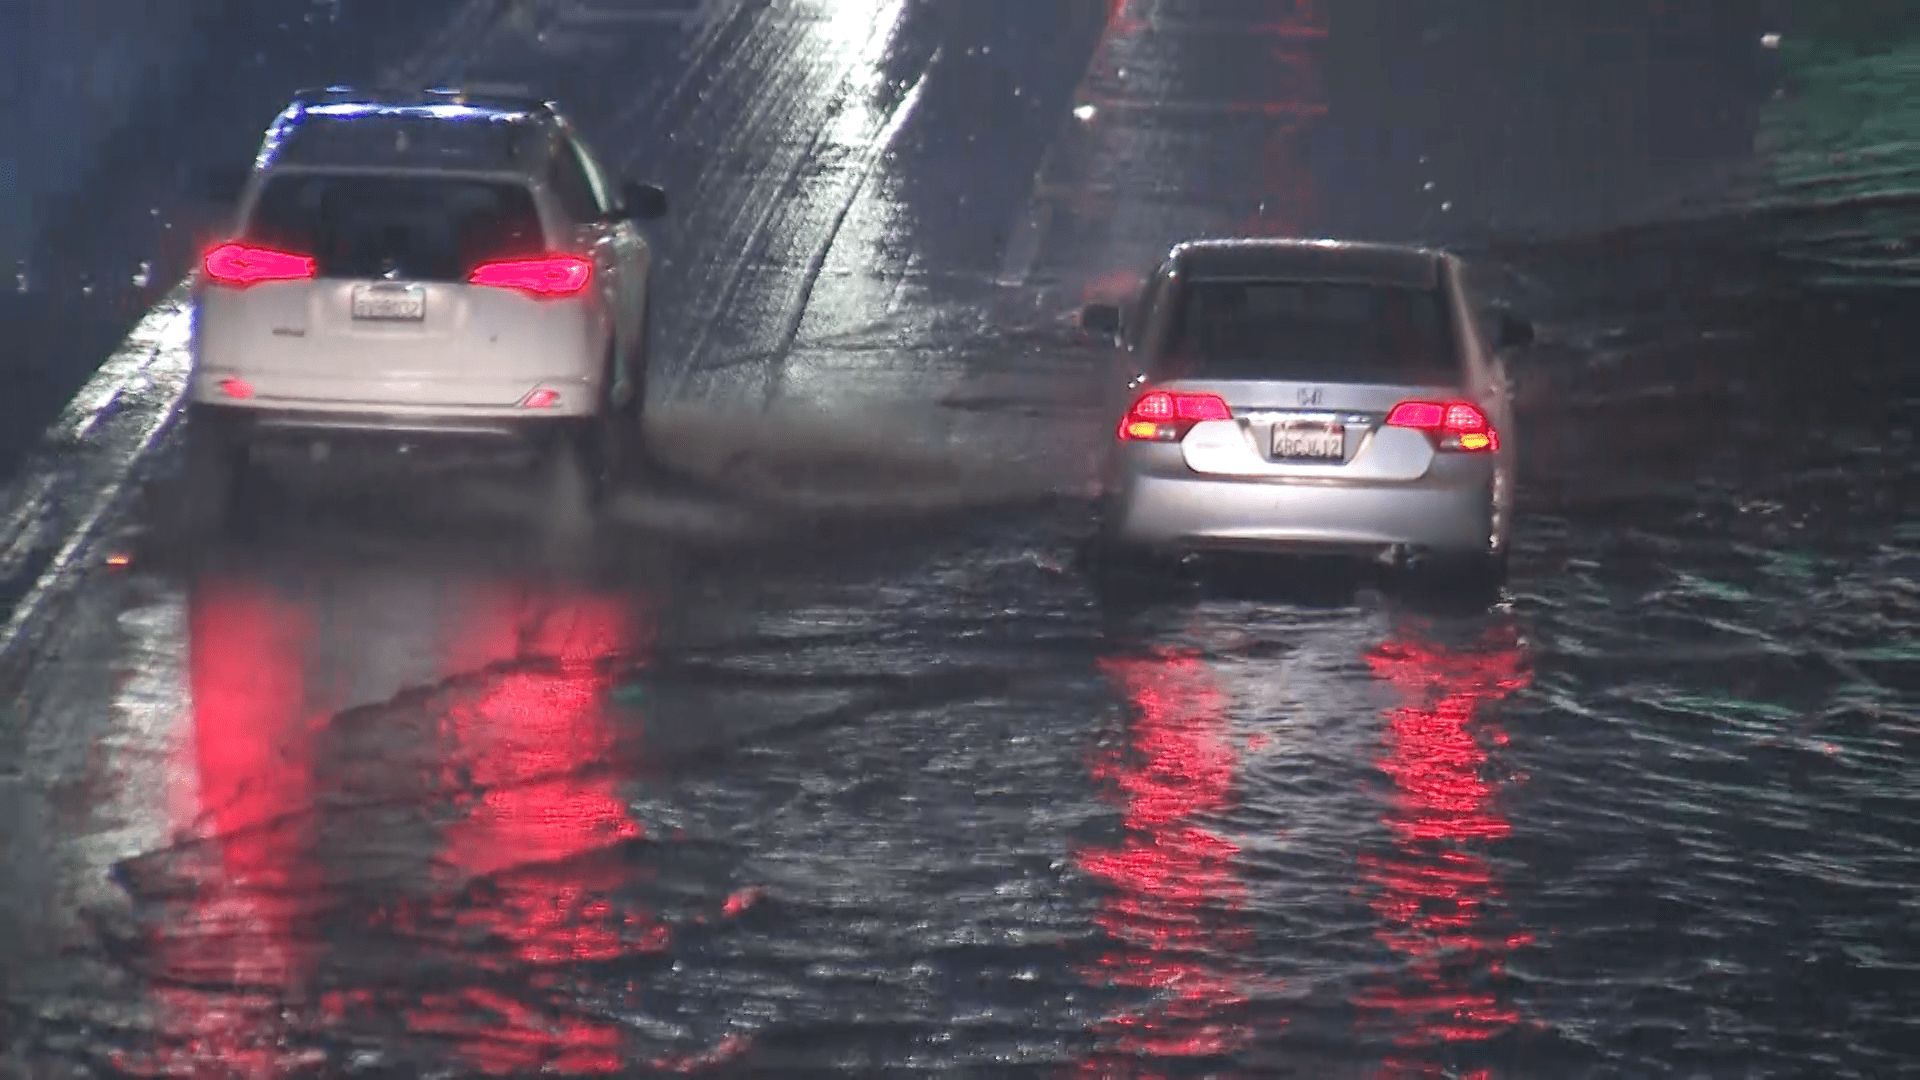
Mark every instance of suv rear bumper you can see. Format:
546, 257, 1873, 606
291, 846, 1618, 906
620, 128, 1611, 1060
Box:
187, 402, 591, 458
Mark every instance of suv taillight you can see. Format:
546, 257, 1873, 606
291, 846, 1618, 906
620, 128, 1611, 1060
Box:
469, 256, 592, 296
1118, 390, 1231, 442
1385, 400, 1498, 453
203, 244, 316, 287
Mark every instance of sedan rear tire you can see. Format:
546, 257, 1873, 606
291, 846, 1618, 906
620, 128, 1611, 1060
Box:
1471, 549, 1511, 592
1084, 511, 1184, 597
1417, 548, 1508, 601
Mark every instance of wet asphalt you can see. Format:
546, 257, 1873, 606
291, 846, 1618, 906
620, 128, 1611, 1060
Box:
1, 1, 1916, 1077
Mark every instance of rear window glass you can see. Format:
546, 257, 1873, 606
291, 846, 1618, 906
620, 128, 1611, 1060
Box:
266, 111, 530, 171
1160, 279, 1459, 384
245, 174, 546, 282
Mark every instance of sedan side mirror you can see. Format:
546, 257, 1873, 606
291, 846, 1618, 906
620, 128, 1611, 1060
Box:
205, 164, 251, 204
619, 181, 668, 222
1496, 311, 1535, 350
1081, 302, 1121, 336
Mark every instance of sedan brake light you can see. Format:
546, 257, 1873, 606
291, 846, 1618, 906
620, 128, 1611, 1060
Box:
203, 244, 316, 287
1118, 389, 1231, 442
469, 256, 592, 296
1385, 399, 1499, 452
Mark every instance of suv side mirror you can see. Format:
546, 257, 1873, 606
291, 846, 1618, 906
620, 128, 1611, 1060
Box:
1081, 302, 1121, 337
1495, 311, 1535, 350
205, 164, 251, 203
619, 181, 668, 222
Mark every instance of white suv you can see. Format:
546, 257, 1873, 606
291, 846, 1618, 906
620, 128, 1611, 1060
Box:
184, 85, 666, 532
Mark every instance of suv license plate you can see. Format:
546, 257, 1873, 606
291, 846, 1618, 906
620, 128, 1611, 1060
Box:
1272, 420, 1345, 461
351, 284, 426, 321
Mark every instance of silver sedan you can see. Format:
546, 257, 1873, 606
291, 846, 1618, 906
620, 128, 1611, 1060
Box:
1083, 238, 1532, 584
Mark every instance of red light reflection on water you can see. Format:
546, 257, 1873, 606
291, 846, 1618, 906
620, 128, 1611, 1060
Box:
1074, 650, 1268, 1067
393, 586, 664, 1076
126, 572, 749, 1075
1356, 623, 1532, 1073
128, 577, 322, 1076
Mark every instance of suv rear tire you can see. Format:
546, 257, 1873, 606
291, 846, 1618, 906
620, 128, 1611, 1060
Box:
619, 296, 651, 477
625, 295, 651, 421
598, 348, 638, 486
176, 411, 247, 539
539, 426, 600, 544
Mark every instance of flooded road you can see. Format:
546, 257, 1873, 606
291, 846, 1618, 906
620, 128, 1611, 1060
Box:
2, 1, 1916, 1076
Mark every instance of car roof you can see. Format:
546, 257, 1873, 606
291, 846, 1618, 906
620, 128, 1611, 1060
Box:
251, 85, 568, 176
1167, 238, 1448, 289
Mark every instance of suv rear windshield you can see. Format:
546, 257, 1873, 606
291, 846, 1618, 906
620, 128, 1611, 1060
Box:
269, 112, 528, 171
245, 174, 546, 282
1159, 279, 1460, 384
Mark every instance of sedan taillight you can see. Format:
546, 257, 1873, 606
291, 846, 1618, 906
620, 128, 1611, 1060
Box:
1118, 390, 1232, 442
1385, 400, 1498, 452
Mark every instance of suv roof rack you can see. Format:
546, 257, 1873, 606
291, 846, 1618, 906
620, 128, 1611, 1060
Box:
288, 84, 559, 117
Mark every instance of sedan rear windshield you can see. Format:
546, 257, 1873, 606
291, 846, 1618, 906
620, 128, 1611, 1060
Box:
1160, 279, 1460, 384
244, 173, 547, 282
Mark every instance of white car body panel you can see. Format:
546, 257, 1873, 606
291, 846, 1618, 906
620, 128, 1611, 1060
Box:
187, 90, 658, 437
193, 272, 604, 415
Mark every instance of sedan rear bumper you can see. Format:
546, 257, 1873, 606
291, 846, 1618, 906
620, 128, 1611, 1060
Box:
1107, 466, 1496, 559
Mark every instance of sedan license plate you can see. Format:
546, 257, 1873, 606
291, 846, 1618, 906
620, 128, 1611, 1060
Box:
1272, 419, 1345, 461
351, 284, 426, 322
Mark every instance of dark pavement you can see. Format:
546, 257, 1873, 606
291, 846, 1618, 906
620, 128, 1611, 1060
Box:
1, 1, 1914, 1076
